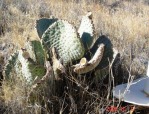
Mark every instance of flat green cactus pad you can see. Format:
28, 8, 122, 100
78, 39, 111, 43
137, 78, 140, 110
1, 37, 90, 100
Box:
23, 40, 46, 81
3, 40, 46, 83
4, 52, 19, 79
36, 18, 58, 38
25, 40, 45, 66
28, 63, 46, 80
78, 12, 94, 49
41, 20, 85, 65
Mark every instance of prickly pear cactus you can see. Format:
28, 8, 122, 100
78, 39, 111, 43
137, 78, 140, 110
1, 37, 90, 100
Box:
41, 20, 85, 65
3, 40, 46, 83
35, 12, 116, 75
3, 12, 116, 84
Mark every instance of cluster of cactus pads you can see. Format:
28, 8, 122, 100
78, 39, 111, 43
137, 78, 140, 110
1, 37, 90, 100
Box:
4, 41, 46, 83
3, 12, 115, 83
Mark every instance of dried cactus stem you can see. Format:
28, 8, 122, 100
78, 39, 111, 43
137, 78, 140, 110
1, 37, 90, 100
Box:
73, 44, 105, 74
52, 47, 65, 80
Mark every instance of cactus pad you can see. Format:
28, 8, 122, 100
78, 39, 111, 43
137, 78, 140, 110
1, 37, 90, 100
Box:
25, 40, 45, 66
78, 12, 94, 49
3, 40, 46, 83
4, 52, 19, 79
41, 20, 85, 65
36, 18, 58, 38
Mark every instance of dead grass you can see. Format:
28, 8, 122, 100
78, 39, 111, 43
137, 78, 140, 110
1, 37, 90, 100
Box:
0, 0, 149, 113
